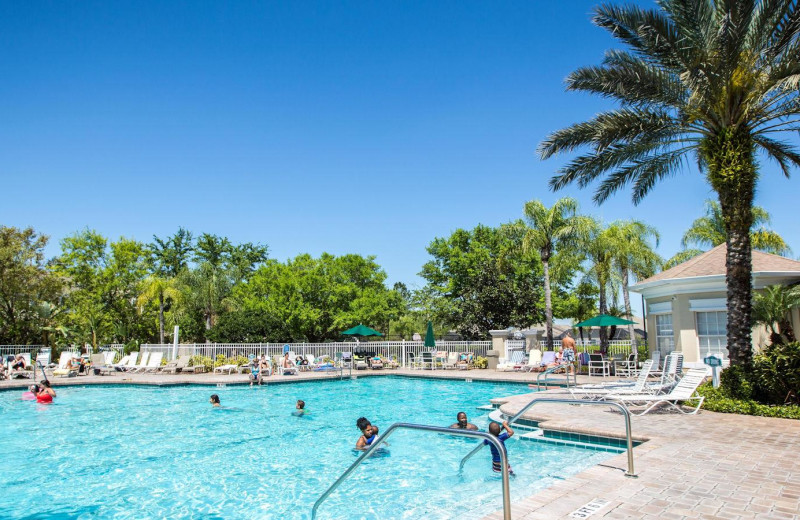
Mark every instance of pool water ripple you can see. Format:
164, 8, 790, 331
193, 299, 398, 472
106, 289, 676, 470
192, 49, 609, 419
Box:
1, 377, 613, 519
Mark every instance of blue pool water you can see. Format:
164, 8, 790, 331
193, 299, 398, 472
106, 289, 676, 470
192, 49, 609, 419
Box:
0, 377, 613, 519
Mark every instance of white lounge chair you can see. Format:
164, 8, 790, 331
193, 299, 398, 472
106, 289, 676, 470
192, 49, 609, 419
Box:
570, 360, 655, 399
214, 363, 238, 375
274, 355, 298, 375
130, 352, 151, 373
519, 349, 543, 372
8, 353, 32, 379
497, 350, 526, 372
142, 352, 163, 373
89, 353, 113, 375
53, 352, 78, 377
441, 352, 459, 370
605, 368, 708, 416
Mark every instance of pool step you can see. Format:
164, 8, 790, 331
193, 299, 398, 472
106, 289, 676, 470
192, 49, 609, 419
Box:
520, 434, 626, 453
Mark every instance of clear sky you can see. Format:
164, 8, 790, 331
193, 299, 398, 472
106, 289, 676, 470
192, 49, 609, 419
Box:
2, 1, 799, 310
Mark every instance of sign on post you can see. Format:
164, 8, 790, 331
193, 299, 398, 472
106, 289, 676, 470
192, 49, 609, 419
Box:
703, 353, 723, 387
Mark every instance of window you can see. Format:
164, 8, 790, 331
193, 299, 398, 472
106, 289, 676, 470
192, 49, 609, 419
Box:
696, 311, 728, 358
655, 314, 675, 358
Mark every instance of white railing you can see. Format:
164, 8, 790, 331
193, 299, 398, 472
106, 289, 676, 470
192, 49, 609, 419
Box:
536, 339, 635, 356
139, 341, 493, 367
0, 345, 45, 357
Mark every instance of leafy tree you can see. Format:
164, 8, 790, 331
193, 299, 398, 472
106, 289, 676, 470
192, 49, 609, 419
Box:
582, 221, 616, 352
138, 276, 182, 344
0, 227, 63, 344
230, 253, 403, 342
753, 284, 800, 344
665, 200, 791, 268
606, 220, 661, 350
420, 224, 544, 339
150, 227, 194, 278
538, 0, 800, 366
518, 197, 594, 349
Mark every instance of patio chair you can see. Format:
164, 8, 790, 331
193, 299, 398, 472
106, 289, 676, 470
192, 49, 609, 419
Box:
53, 352, 79, 378
419, 352, 435, 370
339, 352, 353, 369
605, 368, 708, 416
570, 360, 655, 399
368, 356, 383, 369
8, 353, 32, 379
520, 349, 543, 372
496, 350, 526, 372
142, 352, 163, 373
354, 354, 369, 370
275, 355, 298, 375
588, 353, 610, 377
162, 355, 191, 374
382, 355, 399, 369
614, 354, 638, 378
89, 353, 113, 375
407, 352, 419, 369
129, 352, 150, 373
441, 352, 459, 370
457, 352, 474, 370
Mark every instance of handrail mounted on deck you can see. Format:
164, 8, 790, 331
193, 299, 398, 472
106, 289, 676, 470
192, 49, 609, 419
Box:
311, 423, 512, 520
535, 363, 577, 390
459, 397, 637, 478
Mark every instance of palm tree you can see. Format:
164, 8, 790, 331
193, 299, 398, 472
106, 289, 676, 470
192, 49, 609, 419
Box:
753, 284, 800, 344
138, 276, 182, 344
606, 221, 662, 352
539, 1, 800, 366
665, 200, 791, 267
520, 198, 594, 350
582, 221, 617, 353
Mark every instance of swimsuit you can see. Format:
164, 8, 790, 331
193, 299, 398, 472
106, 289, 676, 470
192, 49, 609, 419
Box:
484, 432, 513, 473
365, 434, 376, 446
36, 393, 53, 403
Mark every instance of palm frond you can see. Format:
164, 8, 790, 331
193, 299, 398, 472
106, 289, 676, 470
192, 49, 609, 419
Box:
753, 134, 800, 177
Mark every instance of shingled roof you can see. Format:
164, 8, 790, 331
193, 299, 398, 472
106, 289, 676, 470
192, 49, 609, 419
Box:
637, 244, 800, 285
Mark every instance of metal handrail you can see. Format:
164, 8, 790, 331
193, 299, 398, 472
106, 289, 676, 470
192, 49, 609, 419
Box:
535, 363, 577, 391
459, 398, 637, 477
311, 423, 512, 520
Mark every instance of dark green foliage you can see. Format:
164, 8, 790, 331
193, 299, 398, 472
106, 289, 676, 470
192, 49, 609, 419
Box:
719, 365, 754, 400
698, 383, 800, 420
751, 342, 800, 404
206, 310, 289, 343
420, 224, 545, 339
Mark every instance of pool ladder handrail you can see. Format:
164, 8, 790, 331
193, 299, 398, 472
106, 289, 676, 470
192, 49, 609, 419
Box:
459, 397, 637, 478
535, 363, 578, 391
311, 423, 512, 520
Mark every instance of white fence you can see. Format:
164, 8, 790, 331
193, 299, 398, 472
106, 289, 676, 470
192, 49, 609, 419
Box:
140, 341, 493, 368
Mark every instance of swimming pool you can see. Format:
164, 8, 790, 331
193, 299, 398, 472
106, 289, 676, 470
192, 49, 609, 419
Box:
0, 377, 614, 519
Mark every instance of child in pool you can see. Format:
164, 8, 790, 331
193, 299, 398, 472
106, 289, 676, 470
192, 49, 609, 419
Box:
22, 384, 39, 400
293, 399, 309, 416
209, 394, 221, 407
485, 421, 514, 475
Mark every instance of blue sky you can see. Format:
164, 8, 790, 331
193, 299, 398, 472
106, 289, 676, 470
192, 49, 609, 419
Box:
2, 1, 799, 308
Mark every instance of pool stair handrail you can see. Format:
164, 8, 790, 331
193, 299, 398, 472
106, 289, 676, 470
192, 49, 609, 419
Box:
459, 397, 637, 478
311, 422, 512, 520
535, 363, 578, 391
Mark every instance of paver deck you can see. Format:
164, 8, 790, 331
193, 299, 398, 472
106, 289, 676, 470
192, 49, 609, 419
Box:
3, 367, 797, 519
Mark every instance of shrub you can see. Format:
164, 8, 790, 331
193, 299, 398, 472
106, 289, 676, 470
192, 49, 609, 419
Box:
190, 355, 213, 372
751, 341, 800, 404
719, 364, 753, 400
698, 382, 800, 419
474, 356, 488, 369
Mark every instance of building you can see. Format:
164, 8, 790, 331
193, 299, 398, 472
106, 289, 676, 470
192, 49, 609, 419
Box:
630, 244, 800, 367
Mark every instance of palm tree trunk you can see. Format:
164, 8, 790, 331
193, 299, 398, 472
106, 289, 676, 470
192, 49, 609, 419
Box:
705, 129, 756, 366
621, 267, 636, 354
543, 259, 554, 350
158, 293, 165, 345
598, 284, 608, 354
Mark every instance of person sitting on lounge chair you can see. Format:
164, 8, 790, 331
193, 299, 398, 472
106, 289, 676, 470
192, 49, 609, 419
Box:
449, 411, 478, 430
10, 354, 27, 374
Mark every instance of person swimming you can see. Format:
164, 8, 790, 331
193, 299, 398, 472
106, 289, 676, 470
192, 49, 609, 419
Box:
356, 417, 380, 449
292, 399, 309, 416
22, 384, 39, 400
450, 411, 479, 430
209, 394, 221, 407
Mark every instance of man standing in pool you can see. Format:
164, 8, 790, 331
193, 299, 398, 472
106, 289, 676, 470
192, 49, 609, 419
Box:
449, 411, 478, 430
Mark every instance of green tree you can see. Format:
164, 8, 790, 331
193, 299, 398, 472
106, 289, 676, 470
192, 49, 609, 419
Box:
582, 221, 617, 352
0, 226, 63, 344
606, 220, 661, 351
138, 276, 182, 344
665, 200, 791, 268
753, 285, 800, 344
420, 224, 544, 339
539, 1, 800, 365
519, 197, 594, 349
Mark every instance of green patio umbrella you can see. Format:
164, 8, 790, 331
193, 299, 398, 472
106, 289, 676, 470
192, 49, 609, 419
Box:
341, 324, 384, 337
424, 321, 436, 348
574, 314, 635, 327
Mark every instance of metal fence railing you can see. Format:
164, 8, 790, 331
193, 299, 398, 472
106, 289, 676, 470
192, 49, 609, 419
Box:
139, 341, 493, 367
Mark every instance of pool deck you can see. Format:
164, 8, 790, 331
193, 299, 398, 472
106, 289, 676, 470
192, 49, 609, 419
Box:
3, 367, 798, 520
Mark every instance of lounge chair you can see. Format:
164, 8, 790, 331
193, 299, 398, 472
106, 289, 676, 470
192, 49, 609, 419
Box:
274, 355, 298, 375
570, 360, 655, 399
339, 352, 353, 369
53, 352, 78, 377
605, 368, 708, 416
89, 353, 113, 375
162, 355, 191, 374
520, 349, 543, 372
383, 355, 399, 369
419, 352, 435, 370
441, 352, 459, 370
457, 352, 473, 370
497, 351, 526, 372
368, 356, 383, 369
407, 352, 419, 369
8, 353, 32, 379
354, 355, 368, 370
129, 352, 151, 373
142, 352, 163, 373
214, 363, 239, 375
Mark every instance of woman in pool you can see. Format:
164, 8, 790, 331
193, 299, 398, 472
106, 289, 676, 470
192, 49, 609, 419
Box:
36, 381, 56, 403
355, 417, 379, 449
209, 394, 221, 407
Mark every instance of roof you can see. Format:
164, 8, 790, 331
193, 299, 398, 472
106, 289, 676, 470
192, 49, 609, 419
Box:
636, 244, 800, 286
